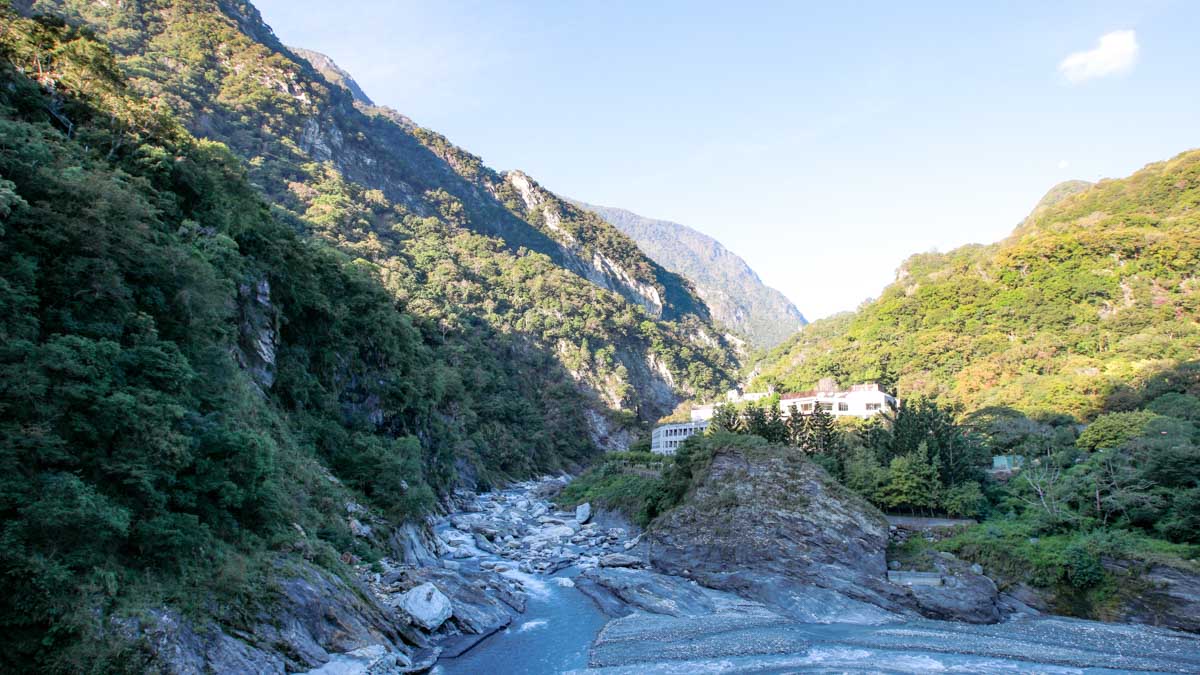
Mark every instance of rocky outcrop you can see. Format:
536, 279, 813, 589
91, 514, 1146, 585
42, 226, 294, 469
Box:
576, 567, 715, 618
647, 443, 1001, 624
234, 275, 278, 390
114, 561, 423, 674
1108, 561, 1200, 633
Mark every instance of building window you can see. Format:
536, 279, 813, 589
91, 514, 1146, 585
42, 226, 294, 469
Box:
865, 403, 882, 411
819, 403, 834, 412
801, 403, 813, 412
838, 402, 849, 412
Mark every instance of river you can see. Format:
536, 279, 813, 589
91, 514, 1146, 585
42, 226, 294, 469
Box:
427, 480, 1200, 674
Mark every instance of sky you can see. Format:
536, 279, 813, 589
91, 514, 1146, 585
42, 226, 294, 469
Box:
253, 0, 1199, 319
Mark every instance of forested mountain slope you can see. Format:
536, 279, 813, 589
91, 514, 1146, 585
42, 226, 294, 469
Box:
752, 153, 1200, 419
0, 5, 740, 670
15, 0, 737, 432
576, 201, 808, 350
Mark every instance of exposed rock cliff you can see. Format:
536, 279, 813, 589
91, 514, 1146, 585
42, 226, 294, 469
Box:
576, 201, 808, 349
647, 440, 1000, 624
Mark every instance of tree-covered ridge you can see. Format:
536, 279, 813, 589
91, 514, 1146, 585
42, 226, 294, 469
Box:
0, 12, 622, 668
397, 119, 712, 323
17, 0, 737, 421
753, 151, 1200, 419
575, 200, 808, 349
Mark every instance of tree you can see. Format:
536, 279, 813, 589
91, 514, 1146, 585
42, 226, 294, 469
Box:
880, 442, 940, 514
760, 404, 789, 444
843, 446, 888, 505
889, 397, 984, 487
1076, 411, 1160, 452
786, 404, 808, 447
806, 403, 840, 454
710, 403, 742, 433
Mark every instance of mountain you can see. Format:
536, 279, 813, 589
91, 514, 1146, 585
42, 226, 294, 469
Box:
15, 0, 737, 429
752, 153, 1200, 419
290, 46, 373, 105
0, 2, 742, 669
577, 201, 807, 349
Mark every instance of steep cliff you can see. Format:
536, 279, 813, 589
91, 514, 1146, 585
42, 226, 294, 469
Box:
578, 201, 808, 349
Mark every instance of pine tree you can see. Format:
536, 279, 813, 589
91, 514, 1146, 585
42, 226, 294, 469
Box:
786, 404, 807, 447
808, 401, 840, 454
763, 404, 789, 444
710, 403, 742, 433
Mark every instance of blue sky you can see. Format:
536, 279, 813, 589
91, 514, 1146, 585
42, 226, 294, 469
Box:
254, 0, 1199, 319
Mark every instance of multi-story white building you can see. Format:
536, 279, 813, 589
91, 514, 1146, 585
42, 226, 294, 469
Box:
690, 382, 895, 422
650, 420, 709, 455
778, 383, 896, 419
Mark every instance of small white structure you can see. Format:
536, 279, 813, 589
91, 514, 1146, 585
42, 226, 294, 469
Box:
651, 420, 709, 455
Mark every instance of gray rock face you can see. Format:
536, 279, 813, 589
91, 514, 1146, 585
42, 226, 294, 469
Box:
648, 446, 909, 621
1106, 560, 1200, 633
647, 445, 1000, 624
599, 553, 642, 569
575, 502, 592, 524
396, 583, 452, 631
576, 567, 716, 618
234, 275, 278, 390
114, 561, 417, 674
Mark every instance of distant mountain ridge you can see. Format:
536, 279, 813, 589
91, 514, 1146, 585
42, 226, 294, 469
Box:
575, 201, 807, 349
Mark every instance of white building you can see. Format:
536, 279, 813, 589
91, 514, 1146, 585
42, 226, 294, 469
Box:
778, 383, 895, 418
690, 382, 895, 422
650, 420, 709, 455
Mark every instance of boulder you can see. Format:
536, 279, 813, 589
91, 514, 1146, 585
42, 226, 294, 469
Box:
648, 443, 911, 622
599, 553, 642, 569
575, 502, 592, 524
397, 583, 452, 631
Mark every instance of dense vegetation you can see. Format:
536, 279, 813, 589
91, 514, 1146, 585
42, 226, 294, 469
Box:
567, 383, 1199, 622
752, 154, 1200, 420
0, 10, 712, 670
19, 0, 738, 425
578, 201, 808, 349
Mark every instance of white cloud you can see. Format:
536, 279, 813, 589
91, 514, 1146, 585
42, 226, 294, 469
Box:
1058, 30, 1139, 84
1057, 159, 1070, 169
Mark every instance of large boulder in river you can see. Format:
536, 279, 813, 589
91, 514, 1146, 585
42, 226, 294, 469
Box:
648, 438, 997, 624
575, 502, 592, 524
397, 583, 453, 631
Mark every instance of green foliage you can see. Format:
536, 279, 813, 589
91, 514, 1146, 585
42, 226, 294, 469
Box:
880, 443, 941, 513
941, 481, 987, 519
556, 462, 663, 528
752, 154, 1200, 421
1146, 392, 1200, 422
1076, 411, 1161, 451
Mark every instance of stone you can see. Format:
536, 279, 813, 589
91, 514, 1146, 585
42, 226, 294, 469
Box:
970, 563, 984, 575
300, 644, 411, 674
347, 518, 371, 538
578, 568, 716, 617
888, 560, 902, 571
575, 502, 592, 524
397, 583, 452, 631
600, 553, 642, 568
